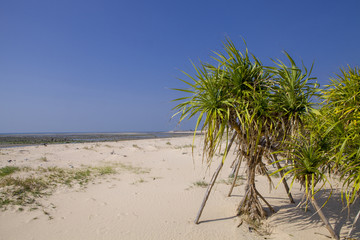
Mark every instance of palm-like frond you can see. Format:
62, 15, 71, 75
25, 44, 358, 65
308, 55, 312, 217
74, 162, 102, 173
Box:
267, 52, 319, 137
323, 66, 360, 125
172, 38, 270, 164
172, 63, 234, 161
274, 134, 331, 200
320, 66, 360, 206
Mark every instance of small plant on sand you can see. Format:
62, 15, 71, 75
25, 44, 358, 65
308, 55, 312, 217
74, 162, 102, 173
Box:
0, 165, 119, 210
0, 166, 20, 177
39, 156, 48, 162
193, 181, 208, 188
83, 146, 96, 151
132, 144, 141, 149
115, 162, 150, 174
0, 161, 150, 211
73, 169, 91, 185
93, 166, 117, 175
0, 176, 49, 208
218, 176, 245, 186
174, 144, 194, 149
131, 178, 146, 185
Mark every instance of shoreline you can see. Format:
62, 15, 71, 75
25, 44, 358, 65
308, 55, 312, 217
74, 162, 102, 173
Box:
0, 131, 200, 148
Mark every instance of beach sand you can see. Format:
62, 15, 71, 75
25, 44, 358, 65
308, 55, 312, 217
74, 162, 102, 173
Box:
0, 135, 358, 240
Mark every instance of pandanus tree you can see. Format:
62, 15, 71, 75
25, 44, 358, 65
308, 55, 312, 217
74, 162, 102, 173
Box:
265, 52, 319, 204
173, 39, 319, 222
321, 66, 360, 237
269, 58, 343, 239
267, 52, 318, 140
275, 133, 339, 240
173, 39, 275, 221
272, 66, 360, 240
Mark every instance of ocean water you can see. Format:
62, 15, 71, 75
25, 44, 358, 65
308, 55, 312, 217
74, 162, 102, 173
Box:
0, 131, 197, 147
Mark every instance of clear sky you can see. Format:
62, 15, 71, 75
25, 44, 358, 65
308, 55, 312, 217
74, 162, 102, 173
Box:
1, 0, 359, 133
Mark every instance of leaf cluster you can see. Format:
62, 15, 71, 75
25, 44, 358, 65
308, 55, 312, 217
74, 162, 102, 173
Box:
172, 38, 319, 166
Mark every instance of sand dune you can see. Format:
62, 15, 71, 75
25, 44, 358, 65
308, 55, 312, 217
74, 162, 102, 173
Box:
0, 135, 358, 240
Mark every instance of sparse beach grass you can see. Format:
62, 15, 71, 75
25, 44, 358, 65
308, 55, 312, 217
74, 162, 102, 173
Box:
218, 175, 246, 186
0, 162, 149, 210
193, 180, 208, 188
132, 144, 141, 149
174, 144, 194, 149
0, 166, 20, 177
132, 178, 147, 185
83, 146, 96, 151
115, 162, 150, 174
93, 166, 117, 175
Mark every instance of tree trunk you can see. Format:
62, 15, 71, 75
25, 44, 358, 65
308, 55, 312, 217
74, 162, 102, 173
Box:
236, 159, 269, 221
194, 132, 237, 224
194, 161, 223, 224
310, 195, 339, 240
228, 156, 243, 197
229, 160, 238, 178
271, 154, 295, 204
348, 207, 360, 238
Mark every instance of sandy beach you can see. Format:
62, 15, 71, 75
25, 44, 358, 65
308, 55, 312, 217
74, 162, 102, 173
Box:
0, 135, 358, 240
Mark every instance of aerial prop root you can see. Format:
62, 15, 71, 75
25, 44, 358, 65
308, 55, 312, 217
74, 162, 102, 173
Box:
237, 184, 275, 221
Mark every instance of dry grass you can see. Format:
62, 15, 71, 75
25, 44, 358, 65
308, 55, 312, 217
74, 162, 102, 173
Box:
132, 144, 142, 149
193, 180, 208, 188
83, 146, 97, 151
39, 156, 48, 162
114, 162, 150, 174
218, 175, 245, 186
132, 178, 147, 185
174, 144, 194, 149
0, 162, 149, 210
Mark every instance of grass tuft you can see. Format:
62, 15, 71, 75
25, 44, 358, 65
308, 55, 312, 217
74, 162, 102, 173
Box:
193, 180, 208, 188
132, 144, 141, 149
0, 162, 148, 210
93, 166, 117, 175
0, 166, 20, 177
218, 175, 245, 186
174, 144, 194, 149
114, 162, 150, 174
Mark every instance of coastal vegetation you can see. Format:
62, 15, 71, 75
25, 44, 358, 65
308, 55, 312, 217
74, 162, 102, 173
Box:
173, 38, 359, 239
0, 162, 150, 210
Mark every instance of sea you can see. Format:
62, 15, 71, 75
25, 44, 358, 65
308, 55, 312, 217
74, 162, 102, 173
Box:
0, 131, 197, 148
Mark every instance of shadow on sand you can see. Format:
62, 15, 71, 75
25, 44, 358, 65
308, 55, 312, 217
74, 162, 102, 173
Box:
268, 189, 360, 239
198, 215, 237, 224
196, 188, 360, 239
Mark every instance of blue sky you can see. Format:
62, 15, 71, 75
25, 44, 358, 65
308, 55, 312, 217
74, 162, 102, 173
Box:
1, 0, 359, 133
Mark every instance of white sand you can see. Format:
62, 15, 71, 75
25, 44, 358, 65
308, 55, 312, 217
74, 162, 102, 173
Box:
0, 135, 358, 240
